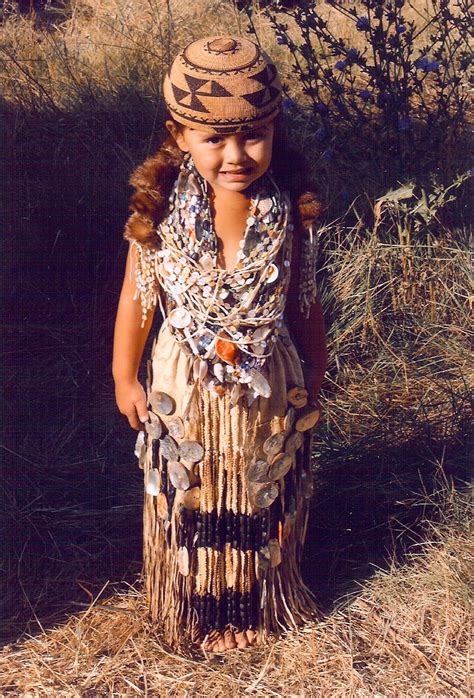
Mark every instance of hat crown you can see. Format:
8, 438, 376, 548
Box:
207, 38, 238, 53
163, 35, 282, 134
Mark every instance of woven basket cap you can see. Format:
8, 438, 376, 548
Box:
163, 36, 282, 134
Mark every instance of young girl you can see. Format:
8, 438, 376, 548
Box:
113, 35, 328, 654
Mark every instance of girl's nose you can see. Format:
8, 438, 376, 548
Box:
224, 137, 247, 164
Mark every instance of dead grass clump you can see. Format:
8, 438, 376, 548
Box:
1, 488, 470, 696
315, 216, 471, 450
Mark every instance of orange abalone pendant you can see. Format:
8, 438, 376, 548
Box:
215, 332, 239, 365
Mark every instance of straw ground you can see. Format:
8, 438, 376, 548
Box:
1, 0, 472, 694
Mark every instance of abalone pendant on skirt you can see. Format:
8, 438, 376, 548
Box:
145, 468, 160, 496
248, 481, 279, 509
149, 391, 175, 416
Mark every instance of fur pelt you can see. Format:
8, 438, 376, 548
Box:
123, 138, 323, 249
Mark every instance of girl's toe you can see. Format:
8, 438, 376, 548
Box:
246, 629, 258, 646
224, 628, 237, 650
216, 634, 227, 652
234, 631, 249, 649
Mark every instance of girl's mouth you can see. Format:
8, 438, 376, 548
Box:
220, 168, 252, 180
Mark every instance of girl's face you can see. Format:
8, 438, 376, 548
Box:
166, 120, 274, 196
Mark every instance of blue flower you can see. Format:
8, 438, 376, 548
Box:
282, 97, 296, 112
398, 115, 412, 131
359, 89, 371, 101
415, 57, 439, 72
347, 48, 358, 60
322, 149, 334, 162
415, 56, 429, 70
316, 102, 328, 114
277, 35, 288, 45
335, 60, 347, 71
356, 16, 370, 31
397, 24, 406, 33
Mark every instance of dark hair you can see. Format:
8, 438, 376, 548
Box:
124, 115, 322, 247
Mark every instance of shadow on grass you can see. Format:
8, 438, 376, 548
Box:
0, 95, 470, 646
302, 436, 470, 612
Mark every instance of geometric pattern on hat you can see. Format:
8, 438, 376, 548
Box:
163, 35, 282, 134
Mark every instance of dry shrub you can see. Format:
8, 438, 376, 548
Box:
316, 213, 471, 449
0, 487, 470, 696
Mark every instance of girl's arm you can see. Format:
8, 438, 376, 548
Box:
112, 243, 156, 430
285, 230, 328, 401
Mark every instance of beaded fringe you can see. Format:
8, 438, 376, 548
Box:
299, 225, 319, 319
143, 383, 319, 651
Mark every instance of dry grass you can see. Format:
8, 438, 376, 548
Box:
0, 0, 450, 112
1, 484, 471, 696
1, 1, 472, 695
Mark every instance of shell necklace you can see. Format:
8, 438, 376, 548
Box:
137, 155, 294, 401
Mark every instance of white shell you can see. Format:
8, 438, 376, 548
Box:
134, 430, 146, 461
145, 412, 163, 440
149, 391, 175, 416
169, 307, 192, 329
179, 440, 204, 463
213, 362, 225, 383
167, 416, 185, 440
257, 198, 272, 216
249, 481, 279, 509
246, 388, 259, 407
265, 264, 279, 284
193, 357, 208, 381
249, 369, 271, 398
252, 326, 271, 342
263, 432, 286, 456
200, 252, 214, 271
252, 343, 266, 356
168, 460, 191, 490
146, 468, 160, 496
268, 453, 293, 480
160, 434, 179, 460
247, 459, 270, 483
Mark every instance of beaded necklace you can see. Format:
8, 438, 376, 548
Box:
132, 155, 294, 400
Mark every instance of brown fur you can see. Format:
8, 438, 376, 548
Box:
123, 129, 323, 248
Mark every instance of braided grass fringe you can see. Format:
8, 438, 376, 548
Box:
143, 388, 318, 650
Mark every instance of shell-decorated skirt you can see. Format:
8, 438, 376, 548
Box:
138, 321, 319, 649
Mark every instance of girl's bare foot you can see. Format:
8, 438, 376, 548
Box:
201, 627, 258, 653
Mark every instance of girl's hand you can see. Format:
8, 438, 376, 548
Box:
115, 378, 149, 431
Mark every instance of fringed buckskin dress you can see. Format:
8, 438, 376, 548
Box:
129, 154, 320, 650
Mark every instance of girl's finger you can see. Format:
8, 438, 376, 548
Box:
134, 398, 149, 424
125, 408, 141, 431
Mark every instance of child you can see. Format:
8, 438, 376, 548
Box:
112, 35, 328, 654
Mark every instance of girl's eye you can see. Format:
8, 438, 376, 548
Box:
207, 136, 222, 144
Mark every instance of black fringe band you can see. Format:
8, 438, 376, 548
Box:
191, 588, 260, 633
